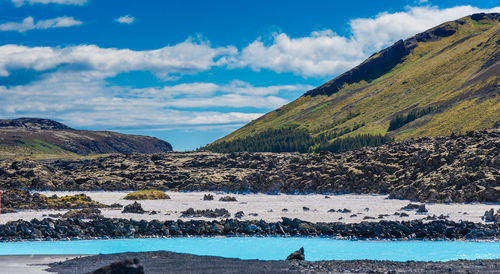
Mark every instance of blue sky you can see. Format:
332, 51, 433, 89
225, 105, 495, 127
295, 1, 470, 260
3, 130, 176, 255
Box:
0, 0, 498, 150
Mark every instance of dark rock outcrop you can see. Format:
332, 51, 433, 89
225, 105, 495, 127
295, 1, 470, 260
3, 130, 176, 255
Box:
91, 258, 144, 274
0, 217, 499, 241
203, 194, 214, 201
482, 209, 500, 222
63, 208, 102, 219
1, 189, 106, 210
286, 247, 305, 261
0, 129, 497, 203
180, 208, 230, 218
122, 202, 145, 214
305, 40, 411, 96
219, 196, 237, 202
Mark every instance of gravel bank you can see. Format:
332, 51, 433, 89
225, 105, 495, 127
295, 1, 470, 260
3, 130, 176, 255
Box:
47, 251, 500, 273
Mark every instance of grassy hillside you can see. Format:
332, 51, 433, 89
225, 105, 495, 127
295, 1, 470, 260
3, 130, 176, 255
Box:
0, 118, 172, 159
206, 13, 500, 152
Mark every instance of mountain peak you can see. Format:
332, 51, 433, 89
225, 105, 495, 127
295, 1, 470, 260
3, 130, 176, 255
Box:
0, 118, 73, 130
207, 13, 500, 153
305, 13, 500, 97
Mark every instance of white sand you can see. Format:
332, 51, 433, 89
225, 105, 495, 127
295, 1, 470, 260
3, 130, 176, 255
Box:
0, 255, 84, 274
1, 191, 499, 224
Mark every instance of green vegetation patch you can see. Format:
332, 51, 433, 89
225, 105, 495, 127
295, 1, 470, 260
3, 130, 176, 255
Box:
205, 126, 391, 154
388, 106, 435, 131
124, 189, 171, 200
2, 189, 107, 210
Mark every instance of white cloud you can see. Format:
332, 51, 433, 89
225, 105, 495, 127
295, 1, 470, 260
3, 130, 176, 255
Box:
0, 39, 237, 78
235, 5, 500, 77
138, 80, 312, 97
1, 4, 498, 135
0, 74, 267, 129
349, 5, 500, 53
163, 94, 289, 109
236, 30, 364, 77
0, 16, 83, 33
11, 0, 87, 6
0, 72, 307, 130
115, 15, 135, 24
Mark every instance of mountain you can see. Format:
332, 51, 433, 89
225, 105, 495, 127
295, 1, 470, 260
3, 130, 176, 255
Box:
206, 13, 500, 153
0, 118, 172, 158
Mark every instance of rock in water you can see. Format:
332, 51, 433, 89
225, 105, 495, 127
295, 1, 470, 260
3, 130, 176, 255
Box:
91, 258, 144, 274
286, 247, 305, 261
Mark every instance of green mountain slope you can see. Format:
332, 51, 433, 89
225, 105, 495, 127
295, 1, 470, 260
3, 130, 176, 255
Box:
206, 13, 500, 153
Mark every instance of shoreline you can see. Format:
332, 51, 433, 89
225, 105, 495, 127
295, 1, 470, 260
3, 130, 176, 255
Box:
2, 192, 498, 225
1, 217, 499, 242
3, 233, 500, 243
45, 251, 500, 273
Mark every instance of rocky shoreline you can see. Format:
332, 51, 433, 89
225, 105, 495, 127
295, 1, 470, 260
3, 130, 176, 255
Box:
0, 129, 498, 203
46, 251, 500, 274
1, 217, 499, 242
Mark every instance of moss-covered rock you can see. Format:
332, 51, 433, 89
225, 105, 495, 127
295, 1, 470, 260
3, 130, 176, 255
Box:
1, 189, 106, 210
124, 189, 170, 200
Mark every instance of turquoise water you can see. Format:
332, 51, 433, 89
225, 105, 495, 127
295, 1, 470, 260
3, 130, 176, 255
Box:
1, 237, 500, 261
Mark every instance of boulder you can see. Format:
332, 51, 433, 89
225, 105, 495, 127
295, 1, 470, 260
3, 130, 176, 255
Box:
63, 208, 102, 219
91, 258, 144, 274
482, 209, 500, 222
219, 196, 237, 202
234, 211, 244, 219
122, 202, 146, 214
417, 204, 428, 213
286, 247, 305, 260
203, 194, 214, 200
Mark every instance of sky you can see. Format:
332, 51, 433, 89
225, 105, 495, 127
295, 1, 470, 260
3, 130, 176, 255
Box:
0, 0, 499, 150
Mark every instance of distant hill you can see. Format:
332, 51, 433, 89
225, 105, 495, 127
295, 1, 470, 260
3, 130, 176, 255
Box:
0, 118, 172, 158
206, 13, 500, 153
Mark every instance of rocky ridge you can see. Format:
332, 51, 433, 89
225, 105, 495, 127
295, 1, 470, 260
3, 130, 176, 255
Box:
0, 118, 172, 156
0, 217, 499, 241
0, 129, 498, 203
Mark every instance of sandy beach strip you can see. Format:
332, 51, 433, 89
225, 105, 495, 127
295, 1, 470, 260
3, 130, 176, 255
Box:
0, 255, 85, 274
1, 191, 499, 224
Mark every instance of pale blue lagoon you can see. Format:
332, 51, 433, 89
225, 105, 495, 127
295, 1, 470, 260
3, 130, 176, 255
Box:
1, 237, 500, 261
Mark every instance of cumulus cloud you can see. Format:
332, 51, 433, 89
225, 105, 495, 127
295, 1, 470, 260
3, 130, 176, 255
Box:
115, 15, 135, 24
140, 80, 311, 97
236, 30, 364, 77
0, 73, 307, 130
0, 16, 83, 33
11, 0, 87, 6
349, 5, 500, 53
0, 39, 237, 78
1, 4, 498, 134
235, 5, 500, 77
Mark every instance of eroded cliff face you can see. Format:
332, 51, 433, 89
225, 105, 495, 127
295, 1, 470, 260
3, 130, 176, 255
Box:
305, 39, 411, 97
1, 129, 498, 203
